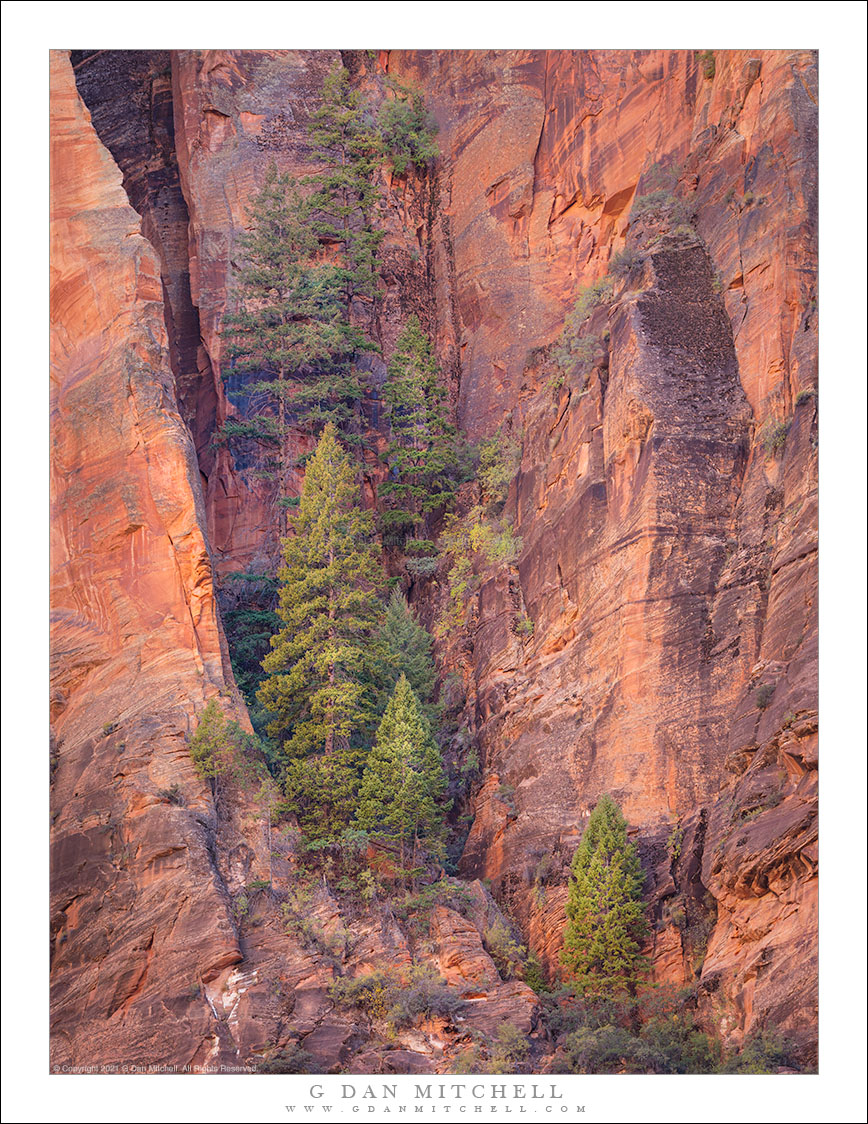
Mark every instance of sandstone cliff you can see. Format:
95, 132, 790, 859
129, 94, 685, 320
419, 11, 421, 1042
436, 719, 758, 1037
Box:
386, 48, 817, 1057
51, 48, 818, 1070
50, 49, 246, 1067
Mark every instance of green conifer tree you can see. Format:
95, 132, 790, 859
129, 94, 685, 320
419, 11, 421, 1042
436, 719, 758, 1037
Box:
219, 164, 365, 522
221, 64, 387, 481
379, 316, 458, 540
378, 75, 440, 176
257, 423, 385, 835
356, 674, 447, 874
306, 64, 384, 322
560, 794, 648, 996
371, 588, 437, 714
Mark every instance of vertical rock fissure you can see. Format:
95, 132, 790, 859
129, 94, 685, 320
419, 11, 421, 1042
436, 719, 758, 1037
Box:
70, 50, 219, 464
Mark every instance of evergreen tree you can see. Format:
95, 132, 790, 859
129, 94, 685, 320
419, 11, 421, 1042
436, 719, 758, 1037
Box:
378, 75, 439, 176
189, 699, 265, 801
372, 588, 437, 717
356, 674, 447, 873
379, 316, 458, 539
219, 164, 365, 522
560, 794, 648, 996
257, 423, 385, 835
306, 64, 384, 322
221, 63, 386, 482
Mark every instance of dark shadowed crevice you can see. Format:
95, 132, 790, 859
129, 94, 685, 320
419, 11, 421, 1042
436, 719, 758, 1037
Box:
70, 49, 219, 475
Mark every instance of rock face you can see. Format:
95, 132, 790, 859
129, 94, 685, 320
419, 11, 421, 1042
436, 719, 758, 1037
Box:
50, 49, 245, 1067
51, 48, 818, 1069
383, 48, 817, 1059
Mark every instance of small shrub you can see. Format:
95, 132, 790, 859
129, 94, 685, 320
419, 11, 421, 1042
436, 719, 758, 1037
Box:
280, 886, 347, 957
796, 387, 817, 406
330, 971, 396, 1021
552, 331, 605, 387
255, 1043, 316, 1074
485, 919, 527, 981
696, 50, 716, 80
460, 745, 480, 776
487, 1023, 531, 1073
379, 76, 439, 175
514, 614, 534, 637
387, 967, 465, 1027
523, 953, 547, 994
437, 506, 522, 632
158, 783, 186, 807
759, 418, 789, 457
667, 824, 684, 863
102, 722, 118, 737
610, 247, 643, 278
631, 189, 677, 220
405, 555, 440, 578
755, 683, 775, 710
722, 1030, 798, 1074
478, 428, 522, 512
392, 880, 473, 930
575, 276, 615, 320
631, 190, 696, 228
357, 868, 380, 903
406, 538, 437, 556
534, 852, 556, 884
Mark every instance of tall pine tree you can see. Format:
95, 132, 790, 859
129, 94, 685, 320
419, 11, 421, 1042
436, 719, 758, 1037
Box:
560, 794, 648, 996
258, 423, 385, 836
356, 674, 447, 874
379, 315, 458, 540
220, 62, 386, 483
306, 64, 384, 317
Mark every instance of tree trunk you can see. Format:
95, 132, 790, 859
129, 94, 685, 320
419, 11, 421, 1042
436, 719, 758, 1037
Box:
278, 365, 287, 536
325, 536, 335, 756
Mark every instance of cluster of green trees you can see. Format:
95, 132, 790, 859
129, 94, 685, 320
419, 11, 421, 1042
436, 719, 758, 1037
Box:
210, 54, 649, 943
218, 419, 450, 870
255, 421, 448, 854
212, 62, 457, 872
218, 64, 441, 511
183, 63, 805, 1075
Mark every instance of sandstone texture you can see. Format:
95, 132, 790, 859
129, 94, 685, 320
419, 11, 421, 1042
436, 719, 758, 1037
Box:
50, 50, 245, 1068
51, 49, 818, 1069
386, 48, 817, 1059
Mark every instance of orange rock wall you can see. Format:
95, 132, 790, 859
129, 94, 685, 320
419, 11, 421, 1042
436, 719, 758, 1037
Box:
50, 50, 244, 1067
384, 48, 817, 1056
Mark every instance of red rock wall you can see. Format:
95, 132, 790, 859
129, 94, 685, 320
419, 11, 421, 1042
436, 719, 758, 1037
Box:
384, 48, 817, 1057
50, 50, 244, 1067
